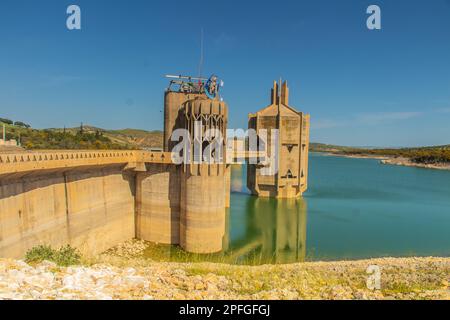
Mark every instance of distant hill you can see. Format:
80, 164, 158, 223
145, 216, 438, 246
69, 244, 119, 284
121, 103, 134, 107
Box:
309, 143, 356, 153
311, 142, 450, 165
1, 118, 162, 150
1, 119, 152, 150
50, 126, 163, 149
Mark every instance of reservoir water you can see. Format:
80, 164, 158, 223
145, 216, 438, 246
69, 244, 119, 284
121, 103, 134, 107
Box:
145, 153, 450, 264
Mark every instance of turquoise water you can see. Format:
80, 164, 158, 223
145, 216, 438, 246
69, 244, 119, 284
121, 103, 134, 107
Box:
227, 153, 450, 262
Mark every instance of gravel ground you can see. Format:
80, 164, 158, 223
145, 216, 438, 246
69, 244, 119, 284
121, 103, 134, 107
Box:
0, 240, 448, 300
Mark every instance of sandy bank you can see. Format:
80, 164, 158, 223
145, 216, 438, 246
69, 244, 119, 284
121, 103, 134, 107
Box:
380, 158, 450, 171
321, 152, 390, 160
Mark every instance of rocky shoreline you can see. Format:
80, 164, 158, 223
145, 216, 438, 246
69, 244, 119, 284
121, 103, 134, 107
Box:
0, 250, 448, 300
380, 158, 450, 171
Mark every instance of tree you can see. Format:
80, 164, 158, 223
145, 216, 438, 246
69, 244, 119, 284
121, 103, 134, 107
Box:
0, 118, 13, 125
14, 121, 31, 128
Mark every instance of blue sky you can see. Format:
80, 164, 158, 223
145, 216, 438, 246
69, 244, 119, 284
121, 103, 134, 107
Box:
0, 0, 449, 147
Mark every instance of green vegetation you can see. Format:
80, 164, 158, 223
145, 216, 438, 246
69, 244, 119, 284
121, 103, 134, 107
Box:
337, 146, 450, 164
25, 245, 81, 266
310, 143, 356, 153
1, 117, 164, 150
7, 125, 130, 150
13, 121, 30, 128
0, 118, 133, 150
311, 142, 450, 165
21, 129, 130, 150
0, 117, 13, 125
137, 242, 306, 266
49, 126, 163, 149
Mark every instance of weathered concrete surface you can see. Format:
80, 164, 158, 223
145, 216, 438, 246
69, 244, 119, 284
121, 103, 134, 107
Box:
164, 91, 229, 254
0, 150, 231, 258
0, 166, 135, 258
163, 92, 206, 152
180, 165, 226, 254
136, 164, 181, 244
248, 81, 310, 198
0, 150, 172, 177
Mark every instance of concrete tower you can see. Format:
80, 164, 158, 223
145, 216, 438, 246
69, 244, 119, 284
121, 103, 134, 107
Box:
247, 80, 310, 198
179, 95, 228, 253
136, 84, 229, 254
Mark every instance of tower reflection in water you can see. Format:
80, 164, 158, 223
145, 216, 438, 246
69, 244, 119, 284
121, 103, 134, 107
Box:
225, 165, 307, 264
146, 165, 307, 265
224, 196, 307, 264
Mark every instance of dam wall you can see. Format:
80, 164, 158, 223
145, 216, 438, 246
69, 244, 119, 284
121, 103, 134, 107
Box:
0, 150, 230, 258
0, 165, 135, 258
0, 150, 169, 258
136, 163, 181, 244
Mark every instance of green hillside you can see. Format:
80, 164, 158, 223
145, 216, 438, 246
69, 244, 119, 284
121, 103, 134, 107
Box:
50, 125, 163, 149
1, 117, 164, 150
339, 146, 450, 164
312, 142, 450, 165
309, 143, 356, 153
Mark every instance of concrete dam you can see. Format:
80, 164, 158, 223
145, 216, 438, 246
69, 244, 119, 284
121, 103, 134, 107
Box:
0, 79, 310, 258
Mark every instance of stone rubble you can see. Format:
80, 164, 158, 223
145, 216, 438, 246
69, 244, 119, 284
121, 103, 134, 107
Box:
0, 255, 448, 300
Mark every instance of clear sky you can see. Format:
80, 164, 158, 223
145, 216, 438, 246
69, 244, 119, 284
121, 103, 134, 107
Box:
0, 0, 449, 147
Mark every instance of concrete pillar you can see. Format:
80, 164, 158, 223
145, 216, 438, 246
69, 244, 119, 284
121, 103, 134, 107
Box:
180, 164, 226, 253
136, 164, 181, 244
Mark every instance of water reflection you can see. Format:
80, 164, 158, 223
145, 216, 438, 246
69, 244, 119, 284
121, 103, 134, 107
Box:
143, 165, 308, 265
226, 196, 307, 264
224, 165, 307, 264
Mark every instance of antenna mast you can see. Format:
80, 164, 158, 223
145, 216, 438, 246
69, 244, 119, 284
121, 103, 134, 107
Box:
198, 28, 204, 80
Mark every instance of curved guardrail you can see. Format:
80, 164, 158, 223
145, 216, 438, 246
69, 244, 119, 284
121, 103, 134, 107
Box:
0, 150, 173, 176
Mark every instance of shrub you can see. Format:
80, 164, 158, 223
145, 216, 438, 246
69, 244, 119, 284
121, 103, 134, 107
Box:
54, 245, 81, 266
25, 244, 81, 266
25, 245, 54, 264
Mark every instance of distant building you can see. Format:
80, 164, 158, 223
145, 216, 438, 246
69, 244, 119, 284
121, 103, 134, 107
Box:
247, 81, 310, 198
